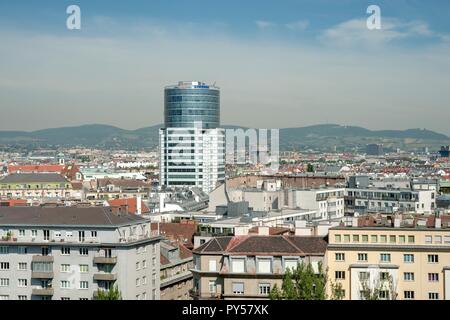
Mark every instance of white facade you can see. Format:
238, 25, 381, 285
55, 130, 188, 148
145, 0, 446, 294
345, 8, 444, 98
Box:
159, 127, 225, 194
288, 188, 346, 220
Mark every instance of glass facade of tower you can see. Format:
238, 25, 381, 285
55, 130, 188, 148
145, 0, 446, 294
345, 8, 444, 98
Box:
164, 81, 220, 129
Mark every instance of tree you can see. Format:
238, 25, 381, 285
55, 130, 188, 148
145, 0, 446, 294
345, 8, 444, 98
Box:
94, 285, 122, 300
329, 281, 345, 300
269, 262, 327, 300
306, 164, 314, 173
360, 273, 398, 300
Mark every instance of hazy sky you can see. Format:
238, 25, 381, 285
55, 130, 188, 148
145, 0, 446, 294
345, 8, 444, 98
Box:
1, 0, 450, 134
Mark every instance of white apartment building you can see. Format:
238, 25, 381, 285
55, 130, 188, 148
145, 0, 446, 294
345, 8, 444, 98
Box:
0, 207, 161, 300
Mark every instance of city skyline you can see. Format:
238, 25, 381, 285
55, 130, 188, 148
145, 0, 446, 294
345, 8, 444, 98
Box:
1, 1, 450, 134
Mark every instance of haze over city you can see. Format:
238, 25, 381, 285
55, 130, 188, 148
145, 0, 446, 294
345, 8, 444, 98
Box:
1, 0, 450, 134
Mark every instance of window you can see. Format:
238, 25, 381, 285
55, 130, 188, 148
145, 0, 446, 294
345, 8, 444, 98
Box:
444, 236, 450, 244
371, 235, 377, 243
399, 235, 405, 243
404, 254, 414, 263
257, 258, 272, 274
0, 278, 9, 286
91, 231, 97, 238
259, 283, 271, 295
79, 248, 88, 256
18, 279, 27, 287
434, 236, 442, 244
61, 264, 70, 272
80, 265, 88, 273
61, 280, 70, 289
232, 282, 244, 295
31, 230, 37, 237
142, 260, 147, 269
231, 258, 245, 273
362, 235, 369, 243
0, 247, 8, 254
209, 280, 216, 293
404, 291, 414, 299
43, 230, 50, 241
61, 297, 70, 300
335, 271, 345, 280
18, 263, 27, 271
79, 281, 89, 289
425, 235, 432, 244
78, 231, 85, 242
18, 247, 27, 254
18, 295, 27, 300
357, 253, 368, 262
408, 236, 415, 243
334, 235, 341, 243
359, 272, 370, 282
209, 260, 217, 272
379, 290, 389, 300
61, 247, 70, 255
284, 259, 299, 271
343, 235, 350, 243
0, 262, 10, 270
0, 295, 9, 300
404, 272, 414, 281
353, 235, 359, 242
389, 235, 396, 243
335, 253, 345, 261
19, 230, 25, 237
428, 273, 439, 282
428, 255, 438, 263
428, 292, 439, 300
32, 262, 52, 273
380, 272, 390, 281
41, 247, 50, 256
380, 253, 391, 262
136, 262, 140, 270
380, 235, 387, 243
142, 276, 147, 285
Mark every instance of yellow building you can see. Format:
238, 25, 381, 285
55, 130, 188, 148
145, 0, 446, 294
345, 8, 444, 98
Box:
327, 215, 450, 300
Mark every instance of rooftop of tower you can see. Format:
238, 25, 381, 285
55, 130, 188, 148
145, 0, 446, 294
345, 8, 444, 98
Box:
165, 81, 219, 90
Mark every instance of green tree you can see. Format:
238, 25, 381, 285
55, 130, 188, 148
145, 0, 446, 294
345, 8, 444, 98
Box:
306, 164, 314, 172
360, 273, 398, 300
269, 262, 327, 300
94, 285, 122, 300
330, 281, 345, 300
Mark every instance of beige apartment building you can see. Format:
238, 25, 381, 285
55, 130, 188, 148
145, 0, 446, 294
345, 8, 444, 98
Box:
190, 233, 327, 300
327, 215, 450, 300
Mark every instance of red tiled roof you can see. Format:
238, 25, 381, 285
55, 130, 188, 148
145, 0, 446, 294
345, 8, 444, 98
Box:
107, 198, 149, 214
179, 243, 193, 260
8, 165, 64, 173
151, 222, 197, 249
160, 253, 170, 266
0, 199, 29, 207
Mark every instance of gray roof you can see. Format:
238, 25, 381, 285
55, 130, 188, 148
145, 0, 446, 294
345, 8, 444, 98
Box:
0, 207, 147, 227
0, 173, 68, 184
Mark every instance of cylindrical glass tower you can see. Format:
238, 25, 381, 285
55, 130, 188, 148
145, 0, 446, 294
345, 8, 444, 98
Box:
164, 81, 220, 129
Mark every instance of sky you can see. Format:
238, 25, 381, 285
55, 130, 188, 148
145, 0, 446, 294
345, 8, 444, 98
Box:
1, 0, 450, 134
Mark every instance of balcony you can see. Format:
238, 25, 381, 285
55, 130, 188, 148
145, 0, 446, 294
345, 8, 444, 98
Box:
32, 288, 54, 296
31, 271, 54, 279
93, 273, 117, 281
93, 256, 117, 264
32, 255, 54, 263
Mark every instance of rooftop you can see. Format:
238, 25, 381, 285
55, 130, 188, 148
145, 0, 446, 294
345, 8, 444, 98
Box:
0, 206, 147, 227
0, 173, 68, 184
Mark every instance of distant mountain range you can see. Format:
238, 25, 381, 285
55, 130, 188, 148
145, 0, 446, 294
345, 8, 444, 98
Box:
0, 123, 448, 152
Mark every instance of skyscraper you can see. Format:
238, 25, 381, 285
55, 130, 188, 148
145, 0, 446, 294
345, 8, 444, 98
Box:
159, 81, 225, 193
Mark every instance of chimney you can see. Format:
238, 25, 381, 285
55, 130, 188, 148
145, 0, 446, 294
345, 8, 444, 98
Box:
394, 216, 401, 228
352, 217, 359, 227
258, 226, 270, 236
159, 193, 165, 212
435, 217, 441, 229
136, 195, 142, 215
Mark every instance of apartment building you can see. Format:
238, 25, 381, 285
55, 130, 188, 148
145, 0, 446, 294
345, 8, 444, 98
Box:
0, 206, 161, 300
327, 215, 450, 300
286, 188, 345, 220
0, 173, 82, 201
190, 234, 327, 300
160, 240, 193, 300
